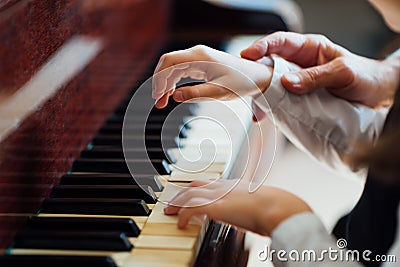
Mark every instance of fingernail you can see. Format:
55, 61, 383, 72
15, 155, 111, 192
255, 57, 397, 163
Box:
177, 221, 186, 229
155, 100, 165, 109
174, 91, 183, 101
284, 73, 301, 84
164, 206, 170, 213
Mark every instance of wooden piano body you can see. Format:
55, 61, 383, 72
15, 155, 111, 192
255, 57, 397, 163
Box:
0, 0, 170, 246
0, 0, 289, 266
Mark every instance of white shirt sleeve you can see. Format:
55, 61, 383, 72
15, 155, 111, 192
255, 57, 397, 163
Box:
270, 212, 361, 266
270, 209, 399, 266
252, 55, 388, 177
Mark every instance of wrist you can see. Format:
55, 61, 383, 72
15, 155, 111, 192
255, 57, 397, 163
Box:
256, 191, 313, 236
259, 206, 289, 236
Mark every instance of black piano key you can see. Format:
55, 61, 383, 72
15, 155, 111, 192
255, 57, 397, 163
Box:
147, 125, 187, 138
107, 114, 187, 125
59, 174, 164, 192
26, 217, 140, 237
50, 185, 157, 204
106, 123, 182, 130
80, 147, 176, 163
0, 255, 118, 267
99, 124, 187, 138
40, 198, 151, 216
71, 158, 171, 175
13, 230, 132, 251
92, 134, 179, 148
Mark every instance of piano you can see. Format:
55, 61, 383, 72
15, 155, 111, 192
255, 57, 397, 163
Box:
0, 0, 293, 266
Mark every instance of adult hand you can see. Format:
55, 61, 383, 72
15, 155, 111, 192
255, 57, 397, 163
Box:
164, 179, 312, 236
152, 45, 273, 108
241, 31, 399, 108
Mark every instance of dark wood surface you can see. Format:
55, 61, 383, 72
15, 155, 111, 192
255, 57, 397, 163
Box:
0, 0, 170, 248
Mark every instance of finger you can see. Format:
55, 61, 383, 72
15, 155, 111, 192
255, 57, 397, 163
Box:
155, 93, 170, 109
241, 32, 341, 67
162, 66, 208, 101
241, 32, 307, 60
189, 179, 215, 188
176, 197, 217, 228
188, 179, 224, 191
164, 191, 212, 216
152, 63, 189, 101
164, 180, 224, 215
281, 58, 353, 94
173, 82, 229, 102
155, 49, 195, 73
240, 39, 268, 61
152, 49, 194, 101
252, 101, 267, 122
164, 205, 180, 215
152, 51, 209, 102
170, 187, 217, 207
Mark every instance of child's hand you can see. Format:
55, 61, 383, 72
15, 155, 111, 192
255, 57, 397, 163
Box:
152, 45, 273, 108
164, 179, 312, 236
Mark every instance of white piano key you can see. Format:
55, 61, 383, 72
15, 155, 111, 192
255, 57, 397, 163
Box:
169, 161, 226, 174
168, 171, 221, 182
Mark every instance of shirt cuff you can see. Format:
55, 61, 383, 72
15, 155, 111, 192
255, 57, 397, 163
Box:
252, 55, 301, 115
271, 212, 328, 251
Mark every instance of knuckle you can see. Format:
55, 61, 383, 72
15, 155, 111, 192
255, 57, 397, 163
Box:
309, 33, 329, 42
334, 57, 352, 72
191, 44, 212, 59
182, 198, 201, 210
192, 44, 207, 50
271, 31, 301, 41
191, 44, 208, 54
308, 34, 333, 48
269, 31, 287, 39
159, 53, 172, 65
266, 31, 300, 50
186, 87, 201, 99
333, 58, 355, 82
185, 188, 201, 199
267, 31, 286, 43
306, 69, 320, 83
317, 34, 329, 42
191, 197, 206, 206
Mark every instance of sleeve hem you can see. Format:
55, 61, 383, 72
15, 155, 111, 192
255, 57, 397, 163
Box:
252, 55, 291, 112
271, 212, 328, 249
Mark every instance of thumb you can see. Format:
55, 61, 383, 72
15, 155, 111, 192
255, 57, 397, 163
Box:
173, 83, 229, 102
281, 59, 352, 94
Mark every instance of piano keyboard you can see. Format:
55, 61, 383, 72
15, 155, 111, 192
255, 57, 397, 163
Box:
0, 46, 252, 267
